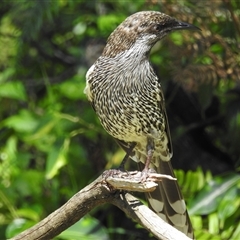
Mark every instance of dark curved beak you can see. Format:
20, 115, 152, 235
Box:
174, 20, 201, 31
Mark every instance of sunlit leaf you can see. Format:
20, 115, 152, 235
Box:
231, 222, 240, 240
57, 76, 86, 100
0, 81, 26, 101
191, 215, 202, 230
16, 208, 40, 222
170, 32, 184, 46
218, 187, 239, 225
73, 22, 87, 35
0, 68, 15, 83
97, 14, 125, 35
4, 110, 38, 133
208, 212, 219, 234
221, 224, 236, 240
58, 216, 109, 240
5, 218, 36, 238
194, 229, 221, 240
189, 174, 240, 215
25, 116, 58, 141
45, 138, 69, 179
12, 170, 44, 197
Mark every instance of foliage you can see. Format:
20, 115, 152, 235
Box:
0, 0, 239, 239
176, 169, 240, 240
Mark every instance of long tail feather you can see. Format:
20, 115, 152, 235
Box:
139, 160, 194, 239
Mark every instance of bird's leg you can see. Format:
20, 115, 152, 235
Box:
141, 138, 155, 182
118, 142, 136, 170
103, 142, 136, 179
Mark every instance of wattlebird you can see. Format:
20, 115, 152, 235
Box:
85, 11, 199, 238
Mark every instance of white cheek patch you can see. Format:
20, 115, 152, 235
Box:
85, 64, 95, 80
84, 64, 95, 101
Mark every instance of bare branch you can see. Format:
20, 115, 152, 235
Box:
112, 193, 192, 240
10, 171, 191, 240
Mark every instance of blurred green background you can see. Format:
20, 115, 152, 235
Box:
0, 0, 239, 239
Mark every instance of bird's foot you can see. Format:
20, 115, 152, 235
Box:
102, 168, 129, 179
139, 168, 156, 183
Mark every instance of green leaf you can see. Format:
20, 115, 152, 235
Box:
12, 170, 44, 197
208, 212, 219, 234
195, 56, 213, 65
0, 68, 15, 83
97, 14, 124, 35
209, 43, 223, 53
170, 32, 184, 46
45, 138, 70, 179
231, 222, 240, 240
16, 208, 40, 222
189, 174, 240, 215
25, 114, 58, 141
4, 110, 38, 133
176, 167, 208, 198
73, 22, 87, 36
0, 81, 27, 101
58, 216, 109, 240
57, 76, 86, 100
194, 229, 221, 240
191, 215, 202, 230
2, 135, 18, 160
218, 187, 239, 225
5, 218, 36, 238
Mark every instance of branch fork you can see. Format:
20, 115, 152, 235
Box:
11, 170, 191, 240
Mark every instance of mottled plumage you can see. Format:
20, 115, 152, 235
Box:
85, 11, 199, 238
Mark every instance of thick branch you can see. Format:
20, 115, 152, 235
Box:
10, 175, 109, 240
10, 171, 191, 240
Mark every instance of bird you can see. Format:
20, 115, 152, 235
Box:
84, 11, 199, 239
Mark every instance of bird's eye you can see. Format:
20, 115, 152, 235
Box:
154, 24, 163, 31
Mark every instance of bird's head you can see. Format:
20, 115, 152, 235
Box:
102, 11, 200, 58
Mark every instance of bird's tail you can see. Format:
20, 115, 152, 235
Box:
138, 159, 194, 239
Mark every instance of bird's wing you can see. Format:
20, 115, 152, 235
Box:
159, 86, 173, 158
116, 91, 194, 238
143, 91, 194, 238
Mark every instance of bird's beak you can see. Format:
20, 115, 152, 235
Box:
173, 20, 201, 31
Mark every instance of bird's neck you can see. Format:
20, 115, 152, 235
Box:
103, 41, 154, 73
103, 34, 155, 59
97, 45, 157, 89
